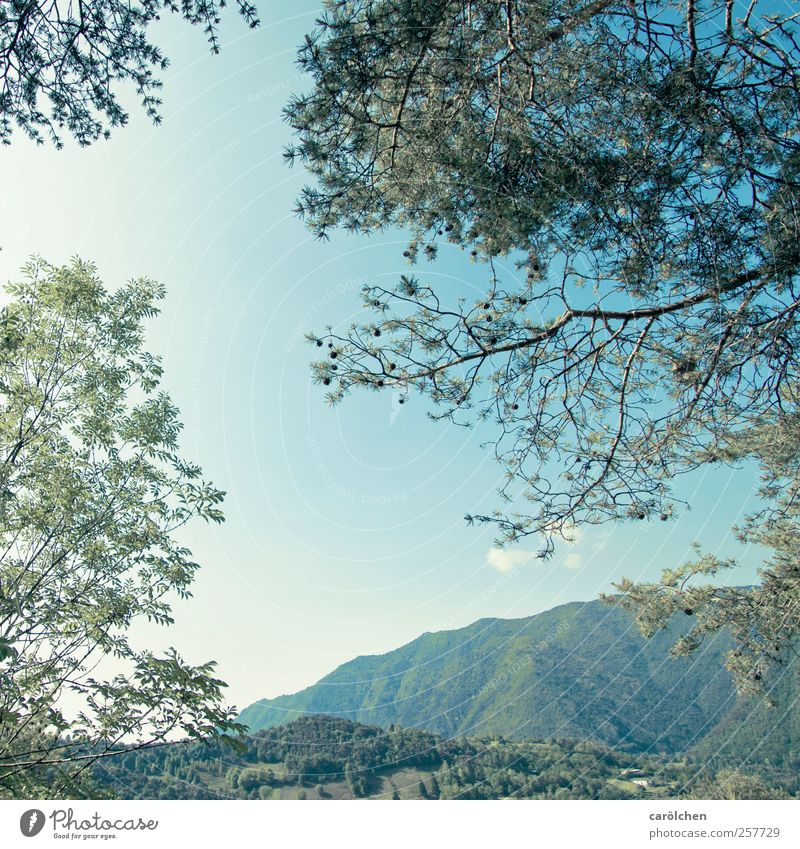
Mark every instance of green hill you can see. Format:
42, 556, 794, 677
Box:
690, 660, 800, 783
239, 600, 740, 752
92, 715, 794, 800
100, 714, 657, 800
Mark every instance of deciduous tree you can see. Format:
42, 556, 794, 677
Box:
0, 258, 239, 797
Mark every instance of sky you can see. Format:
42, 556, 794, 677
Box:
0, 2, 768, 712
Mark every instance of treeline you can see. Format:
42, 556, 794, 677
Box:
87, 715, 794, 801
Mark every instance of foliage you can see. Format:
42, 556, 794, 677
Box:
690, 658, 800, 785
686, 769, 790, 801
0, 258, 241, 798
93, 715, 651, 800
286, 0, 800, 688
0, 1, 260, 147
91, 714, 797, 800
0, 723, 112, 800
609, 414, 800, 693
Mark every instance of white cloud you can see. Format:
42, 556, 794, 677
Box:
564, 553, 583, 570
486, 548, 537, 573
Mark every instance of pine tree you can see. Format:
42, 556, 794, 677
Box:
286, 0, 800, 691
0, 1, 260, 146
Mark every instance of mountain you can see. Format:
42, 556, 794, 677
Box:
239, 600, 742, 753
690, 659, 800, 782
90, 599, 800, 800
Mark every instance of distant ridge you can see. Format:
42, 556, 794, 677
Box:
240, 599, 758, 752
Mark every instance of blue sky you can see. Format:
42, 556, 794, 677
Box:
0, 3, 766, 711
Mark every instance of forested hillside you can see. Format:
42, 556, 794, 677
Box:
92, 715, 794, 801
240, 600, 740, 751
690, 662, 800, 790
